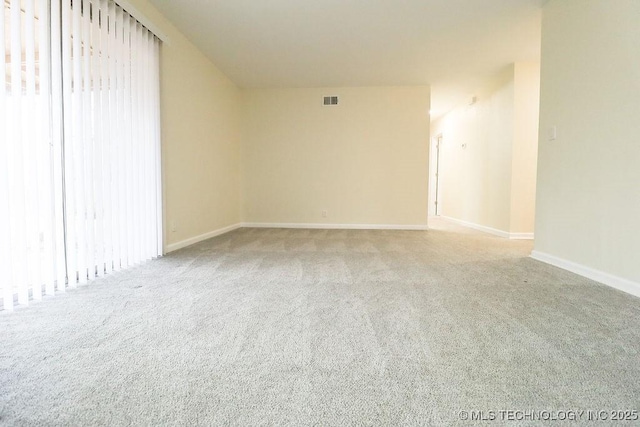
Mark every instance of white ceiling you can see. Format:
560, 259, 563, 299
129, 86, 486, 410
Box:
147, 0, 542, 117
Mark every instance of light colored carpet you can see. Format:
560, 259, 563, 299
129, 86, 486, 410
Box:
1, 221, 640, 426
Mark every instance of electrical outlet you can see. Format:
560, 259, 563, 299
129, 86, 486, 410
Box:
170, 221, 177, 233
322, 210, 328, 218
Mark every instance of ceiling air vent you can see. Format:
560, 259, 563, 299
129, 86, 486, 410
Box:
323, 96, 339, 106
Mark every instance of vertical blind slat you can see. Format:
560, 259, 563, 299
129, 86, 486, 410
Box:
0, 0, 13, 309
51, 0, 68, 293
24, 0, 41, 300
116, 6, 127, 270
38, 0, 57, 297
93, 0, 105, 277
62, 0, 77, 288
154, 38, 163, 257
73, 0, 87, 284
142, 29, 151, 260
108, 0, 120, 272
10, 0, 29, 306
129, 19, 138, 265
123, 12, 133, 268
132, 22, 141, 264
82, 0, 96, 282
98, 0, 112, 275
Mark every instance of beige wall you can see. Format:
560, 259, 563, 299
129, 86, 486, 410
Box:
242, 87, 431, 226
511, 62, 541, 233
127, 0, 243, 251
534, 0, 640, 282
431, 63, 540, 235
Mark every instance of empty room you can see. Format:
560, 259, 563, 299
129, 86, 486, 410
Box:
2, 0, 639, 425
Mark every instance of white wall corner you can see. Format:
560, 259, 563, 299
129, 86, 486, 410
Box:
531, 251, 640, 299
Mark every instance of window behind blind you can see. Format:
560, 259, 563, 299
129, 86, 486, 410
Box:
1, 0, 162, 311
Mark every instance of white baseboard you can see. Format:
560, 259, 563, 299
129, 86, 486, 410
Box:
165, 222, 429, 253
165, 223, 243, 253
241, 222, 429, 231
439, 216, 533, 240
440, 216, 509, 238
531, 250, 640, 298
509, 232, 535, 240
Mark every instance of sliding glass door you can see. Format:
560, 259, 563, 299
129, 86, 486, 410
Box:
1, 0, 163, 310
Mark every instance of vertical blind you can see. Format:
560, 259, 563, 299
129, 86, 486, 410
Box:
1, 0, 162, 311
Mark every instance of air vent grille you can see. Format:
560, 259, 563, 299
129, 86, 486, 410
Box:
323, 96, 339, 106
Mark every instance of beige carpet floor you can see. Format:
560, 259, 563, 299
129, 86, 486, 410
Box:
1, 221, 640, 426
